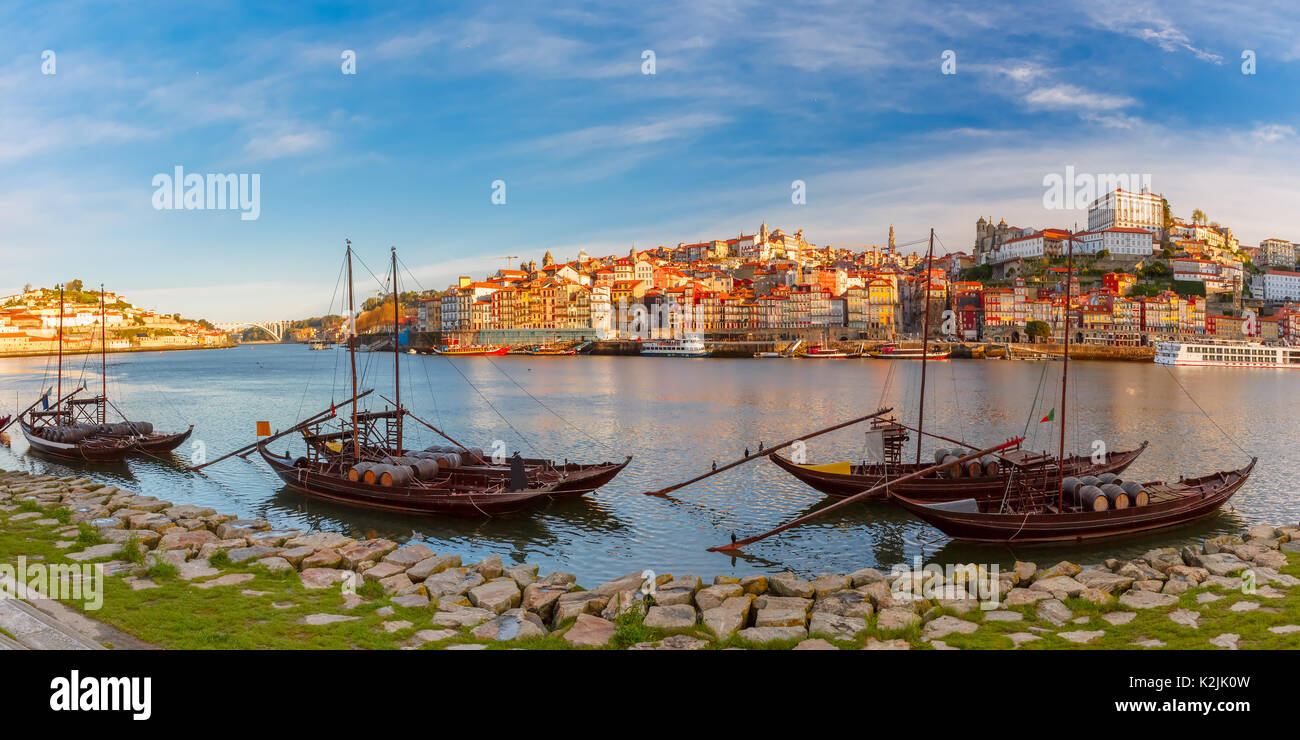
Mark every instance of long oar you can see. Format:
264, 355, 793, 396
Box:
708, 437, 1023, 552
1, 387, 84, 434
188, 389, 373, 471
887, 420, 1027, 465
644, 407, 894, 497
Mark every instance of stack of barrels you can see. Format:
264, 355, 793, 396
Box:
933, 449, 1001, 478
39, 421, 154, 442
1061, 473, 1148, 511
345, 445, 487, 487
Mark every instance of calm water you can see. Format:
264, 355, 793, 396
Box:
0, 345, 1293, 584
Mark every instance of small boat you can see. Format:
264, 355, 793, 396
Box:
641, 335, 710, 357
803, 344, 858, 358
16, 284, 193, 463
890, 459, 1257, 543
527, 345, 577, 356
202, 242, 630, 517
870, 343, 951, 360
770, 439, 1149, 502
755, 338, 801, 358
434, 345, 509, 356
307, 340, 332, 350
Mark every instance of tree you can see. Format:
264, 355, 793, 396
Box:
1025, 320, 1051, 339
66, 279, 84, 292
1192, 209, 1207, 226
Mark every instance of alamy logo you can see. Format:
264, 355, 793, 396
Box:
0, 556, 103, 610
1042, 166, 1152, 210
152, 166, 261, 221
49, 670, 151, 720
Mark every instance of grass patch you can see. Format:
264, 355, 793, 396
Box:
121, 535, 146, 565
48, 507, 72, 524
144, 559, 179, 581
15, 499, 42, 513
357, 579, 385, 600
207, 549, 231, 568
76, 523, 105, 546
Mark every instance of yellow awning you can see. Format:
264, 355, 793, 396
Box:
799, 461, 851, 475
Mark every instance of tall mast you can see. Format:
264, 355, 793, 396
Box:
347, 240, 359, 459
57, 284, 63, 425
1058, 231, 1074, 510
391, 246, 402, 454
916, 228, 935, 464
100, 283, 106, 423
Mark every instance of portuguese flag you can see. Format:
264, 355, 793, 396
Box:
1040, 408, 1055, 423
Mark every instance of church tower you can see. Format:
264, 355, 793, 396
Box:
888, 224, 895, 254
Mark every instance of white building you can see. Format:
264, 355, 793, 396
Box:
1087, 188, 1165, 236
1076, 227, 1157, 257
1261, 270, 1300, 301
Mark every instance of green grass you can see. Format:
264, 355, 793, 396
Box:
207, 549, 231, 568
76, 523, 105, 546
2, 497, 1297, 651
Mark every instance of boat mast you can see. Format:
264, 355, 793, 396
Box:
347, 240, 359, 459
57, 284, 64, 426
100, 283, 106, 423
1058, 230, 1074, 510
916, 228, 935, 464
391, 246, 402, 454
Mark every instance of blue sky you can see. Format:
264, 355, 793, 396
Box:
4, 0, 1300, 320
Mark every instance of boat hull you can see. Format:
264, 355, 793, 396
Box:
769, 442, 1148, 502
890, 459, 1255, 543
19, 422, 134, 462
259, 445, 555, 516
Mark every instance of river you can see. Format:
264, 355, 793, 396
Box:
0, 344, 1291, 584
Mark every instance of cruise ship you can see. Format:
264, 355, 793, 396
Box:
1154, 341, 1300, 368
640, 335, 710, 358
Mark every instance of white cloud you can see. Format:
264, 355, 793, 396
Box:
1252, 123, 1294, 144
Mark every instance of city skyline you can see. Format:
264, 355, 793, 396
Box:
5, 1, 1300, 321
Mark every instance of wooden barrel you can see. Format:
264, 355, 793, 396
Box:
379, 464, 414, 487
933, 448, 951, 465
1061, 477, 1081, 497
1079, 475, 1101, 488
412, 459, 440, 480
941, 454, 963, 478
964, 459, 984, 477
348, 462, 374, 482
1072, 484, 1109, 511
1101, 483, 1130, 509
1122, 480, 1149, 506
1098, 472, 1118, 485
981, 455, 1000, 476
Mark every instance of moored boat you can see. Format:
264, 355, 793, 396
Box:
434, 344, 508, 356
870, 342, 951, 360
889, 458, 1256, 542
640, 335, 709, 357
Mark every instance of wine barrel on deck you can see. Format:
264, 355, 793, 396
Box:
964, 459, 984, 477
941, 454, 964, 478
1100, 483, 1130, 509
348, 462, 376, 483
1070, 484, 1109, 511
1122, 480, 1149, 506
378, 464, 413, 487
981, 455, 1000, 476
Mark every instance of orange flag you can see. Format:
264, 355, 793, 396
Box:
256, 421, 271, 436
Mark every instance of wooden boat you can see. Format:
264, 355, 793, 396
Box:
16, 284, 193, 463
755, 338, 800, 358
301, 428, 630, 498
889, 459, 1256, 542
198, 243, 626, 517
258, 443, 558, 515
769, 440, 1148, 502
434, 345, 508, 356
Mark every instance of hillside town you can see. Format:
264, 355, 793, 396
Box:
347, 187, 1300, 348
0, 283, 228, 356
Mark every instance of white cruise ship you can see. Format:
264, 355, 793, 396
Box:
640, 335, 710, 358
1155, 341, 1300, 368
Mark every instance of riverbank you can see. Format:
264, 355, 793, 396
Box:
0, 343, 237, 359
2, 468, 1296, 650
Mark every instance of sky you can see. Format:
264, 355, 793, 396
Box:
4, 0, 1300, 321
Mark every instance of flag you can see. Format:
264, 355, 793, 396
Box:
330, 403, 336, 418
1040, 409, 1054, 423
40, 386, 52, 410
256, 421, 271, 437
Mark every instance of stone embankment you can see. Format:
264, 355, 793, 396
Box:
1, 468, 1297, 650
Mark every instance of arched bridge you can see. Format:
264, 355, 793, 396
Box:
214, 321, 290, 342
